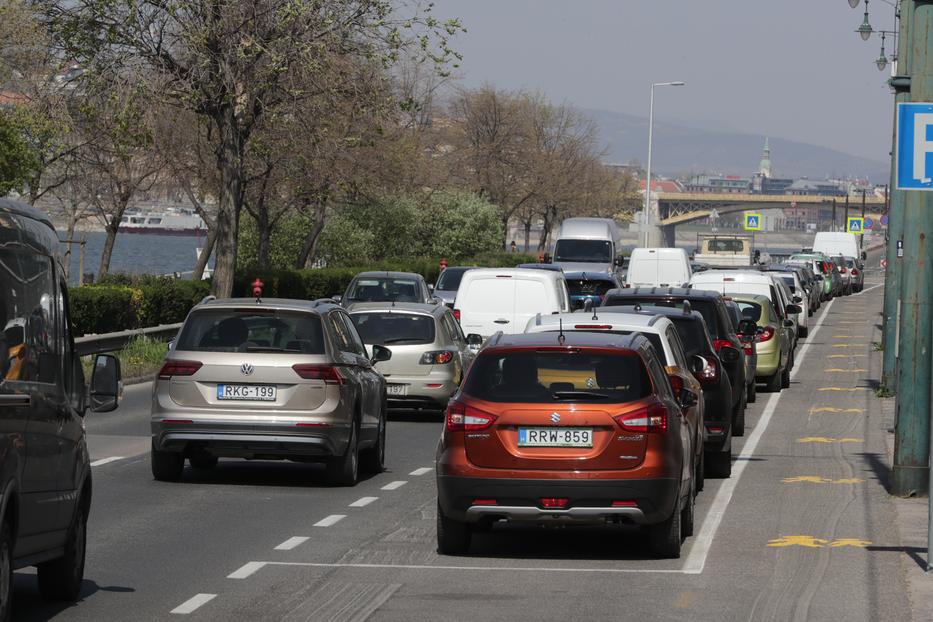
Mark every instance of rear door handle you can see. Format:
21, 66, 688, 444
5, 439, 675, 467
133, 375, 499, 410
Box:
0, 394, 31, 407
494, 319, 510, 324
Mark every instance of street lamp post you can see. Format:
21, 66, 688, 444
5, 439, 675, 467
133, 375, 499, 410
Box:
643, 81, 685, 247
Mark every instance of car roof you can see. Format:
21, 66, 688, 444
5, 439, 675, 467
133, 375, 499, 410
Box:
0, 198, 54, 230
516, 263, 563, 271
352, 271, 424, 280
691, 270, 773, 283
528, 309, 668, 332
724, 292, 772, 305
464, 267, 563, 280
604, 286, 722, 301
195, 297, 336, 313
347, 302, 446, 316
484, 330, 646, 351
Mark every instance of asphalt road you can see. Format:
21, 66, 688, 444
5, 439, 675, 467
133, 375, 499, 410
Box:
13, 252, 912, 621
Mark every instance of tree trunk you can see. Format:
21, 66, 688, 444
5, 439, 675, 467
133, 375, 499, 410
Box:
500, 214, 511, 250
63, 210, 77, 280
523, 218, 532, 252
296, 202, 327, 269
192, 226, 217, 281
256, 209, 270, 266
210, 114, 244, 298
97, 216, 119, 279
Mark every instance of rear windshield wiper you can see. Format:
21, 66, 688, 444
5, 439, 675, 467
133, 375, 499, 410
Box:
551, 391, 612, 401
244, 346, 302, 353
381, 338, 425, 345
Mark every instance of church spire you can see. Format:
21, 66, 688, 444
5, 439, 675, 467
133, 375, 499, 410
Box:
759, 137, 772, 178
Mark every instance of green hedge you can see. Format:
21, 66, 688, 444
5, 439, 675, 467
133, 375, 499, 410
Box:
71, 254, 537, 335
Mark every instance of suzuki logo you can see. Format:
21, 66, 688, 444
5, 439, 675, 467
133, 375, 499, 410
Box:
240, 363, 254, 376
550, 412, 561, 424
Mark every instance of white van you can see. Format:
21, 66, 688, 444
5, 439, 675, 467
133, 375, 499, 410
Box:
626, 247, 692, 288
812, 232, 862, 260
552, 217, 622, 273
455, 268, 571, 338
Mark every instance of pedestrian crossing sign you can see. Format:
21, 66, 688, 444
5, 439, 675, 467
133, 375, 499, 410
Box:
744, 213, 762, 231
847, 217, 864, 235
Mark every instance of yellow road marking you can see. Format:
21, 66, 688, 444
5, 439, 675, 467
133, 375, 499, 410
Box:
827, 354, 866, 358
782, 475, 865, 484
833, 478, 866, 484
832, 335, 855, 339
810, 407, 863, 413
796, 436, 864, 443
767, 536, 872, 548
828, 539, 872, 548
817, 387, 863, 391
831, 344, 860, 348
673, 592, 696, 609
824, 369, 868, 373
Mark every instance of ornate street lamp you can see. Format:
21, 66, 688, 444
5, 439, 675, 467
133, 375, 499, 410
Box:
857, 0, 874, 41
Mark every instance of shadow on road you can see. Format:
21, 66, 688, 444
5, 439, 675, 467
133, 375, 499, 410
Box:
465, 523, 666, 562
856, 451, 892, 494
12, 574, 135, 621
175, 460, 386, 488
865, 544, 928, 571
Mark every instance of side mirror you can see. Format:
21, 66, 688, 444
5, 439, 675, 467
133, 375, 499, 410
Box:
466, 333, 483, 347
428, 284, 435, 293
783, 319, 795, 328
332, 294, 343, 304
785, 304, 802, 315
793, 295, 803, 303
614, 256, 624, 267
719, 345, 740, 363
89, 354, 122, 413
689, 355, 706, 375
370, 344, 392, 364
678, 388, 699, 409
167, 340, 175, 352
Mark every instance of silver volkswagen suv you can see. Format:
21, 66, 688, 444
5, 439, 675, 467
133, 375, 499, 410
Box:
150, 297, 391, 486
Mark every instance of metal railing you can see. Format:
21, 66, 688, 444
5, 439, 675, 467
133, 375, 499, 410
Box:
75, 323, 183, 356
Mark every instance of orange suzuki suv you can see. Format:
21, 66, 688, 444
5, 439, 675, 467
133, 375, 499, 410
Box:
435, 331, 699, 559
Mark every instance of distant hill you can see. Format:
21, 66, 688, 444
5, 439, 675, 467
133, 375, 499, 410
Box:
586, 108, 889, 182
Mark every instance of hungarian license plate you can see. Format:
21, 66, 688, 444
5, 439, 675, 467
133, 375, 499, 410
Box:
518, 427, 593, 448
386, 384, 409, 397
216, 384, 276, 401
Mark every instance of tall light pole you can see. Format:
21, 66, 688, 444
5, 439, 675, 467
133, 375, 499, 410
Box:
643, 81, 685, 247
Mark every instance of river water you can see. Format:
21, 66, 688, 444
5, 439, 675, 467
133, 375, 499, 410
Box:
60, 231, 213, 284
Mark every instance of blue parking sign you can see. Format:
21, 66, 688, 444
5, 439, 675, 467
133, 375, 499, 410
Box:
896, 103, 933, 190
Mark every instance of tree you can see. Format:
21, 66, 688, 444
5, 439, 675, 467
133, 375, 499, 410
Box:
0, 109, 36, 196
39, 0, 462, 297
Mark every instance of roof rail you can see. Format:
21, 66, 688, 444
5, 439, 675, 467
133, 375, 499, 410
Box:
682, 300, 692, 315
534, 312, 542, 326
312, 298, 337, 308
199, 295, 216, 305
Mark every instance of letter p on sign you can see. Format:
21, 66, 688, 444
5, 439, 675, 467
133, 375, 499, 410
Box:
897, 103, 933, 190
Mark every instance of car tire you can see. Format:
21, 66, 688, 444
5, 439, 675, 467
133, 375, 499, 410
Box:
733, 393, 746, 437
361, 403, 386, 474
695, 448, 705, 493
747, 379, 757, 404
189, 455, 218, 470
706, 448, 732, 479
436, 502, 471, 555
798, 325, 809, 339
327, 419, 359, 487
681, 479, 696, 538
151, 443, 184, 482
0, 519, 12, 620
37, 504, 86, 601
649, 499, 682, 559
764, 370, 782, 393
781, 363, 791, 389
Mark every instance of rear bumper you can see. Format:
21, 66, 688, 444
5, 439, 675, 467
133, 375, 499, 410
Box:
436, 475, 678, 525
151, 419, 351, 459
385, 371, 458, 409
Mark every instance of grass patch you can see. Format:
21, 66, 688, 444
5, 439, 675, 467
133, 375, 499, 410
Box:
82, 336, 168, 381
872, 341, 883, 351
875, 385, 895, 398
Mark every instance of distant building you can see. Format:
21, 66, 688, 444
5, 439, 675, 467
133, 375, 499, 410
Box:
786, 179, 846, 197
758, 137, 773, 178
638, 179, 684, 193
684, 174, 750, 194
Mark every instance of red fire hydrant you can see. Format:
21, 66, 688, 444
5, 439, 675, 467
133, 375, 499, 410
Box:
439, 258, 448, 271
252, 278, 264, 301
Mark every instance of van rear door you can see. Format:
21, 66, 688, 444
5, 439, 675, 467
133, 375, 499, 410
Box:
458, 276, 516, 337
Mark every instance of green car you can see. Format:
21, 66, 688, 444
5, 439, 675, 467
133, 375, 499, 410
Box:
727, 292, 792, 393
789, 253, 834, 301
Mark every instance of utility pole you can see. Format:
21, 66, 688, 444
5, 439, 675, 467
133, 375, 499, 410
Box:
882, 0, 912, 389
861, 190, 867, 250
844, 193, 850, 229
893, 0, 933, 497
832, 197, 837, 231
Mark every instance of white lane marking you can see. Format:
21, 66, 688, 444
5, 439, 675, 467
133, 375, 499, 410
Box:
409, 467, 432, 476
381, 480, 407, 490
314, 514, 346, 527
681, 296, 836, 574
171, 593, 217, 614
90, 456, 124, 467
852, 283, 882, 296
274, 537, 309, 551
263, 561, 683, 574
349, 496, 378, 508
228, 561, 266, 579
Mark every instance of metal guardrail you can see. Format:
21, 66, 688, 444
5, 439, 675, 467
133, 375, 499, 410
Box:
75, 323, 183, 356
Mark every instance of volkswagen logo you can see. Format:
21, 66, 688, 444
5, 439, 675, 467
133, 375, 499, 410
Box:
550, 412, 561, 424
240, 363, 254, 376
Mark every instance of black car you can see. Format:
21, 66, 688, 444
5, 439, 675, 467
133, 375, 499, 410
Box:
563, 271, 624, 310
602, 287, 749, 437
610, 305, 734, 479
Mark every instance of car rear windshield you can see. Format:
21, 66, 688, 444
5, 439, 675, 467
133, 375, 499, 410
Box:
436, 269, 468, 291
605, 297, 720, 339
668, 318, 709, 357
350, 312, 435, 345
566, 279, 616, 298
734, 301, 762, 323
463, 350, 652, 403
706, 239, 745, 252
553, 239, 613, 263
346, 277, 421, 303
177, 310, 325, 354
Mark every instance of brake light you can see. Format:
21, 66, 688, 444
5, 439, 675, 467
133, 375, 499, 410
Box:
161, 419, 193, 424
693, 355, 719, 386
158, 360, 202, 379
453, 309, 461, 322
743, 344, 755, 356
611, 500, 638, 507
574, 325, 612, 330
851, 269, 859, 276
445, 401, 497, 432
472, 498, 498, 506
292, 364, 345, 385
420, 351, 455, 365
712, 339, 733, 352
540, 498, 569, 509
757, 326, 775, 343
614, 403, 668, 433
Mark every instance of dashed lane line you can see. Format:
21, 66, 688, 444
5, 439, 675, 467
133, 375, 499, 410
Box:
90, 456, 124, 467
274, 537, 309, 551
228, 561, 266, 579
170, 593, 217, 614
314, 514, 346, 527
409, 467, 432, 476
681, 294, 836, 574
349, 496, 378, 508
381, 480, 407, 491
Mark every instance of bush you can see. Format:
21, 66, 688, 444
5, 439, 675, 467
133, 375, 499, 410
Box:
70, 286, 139, 335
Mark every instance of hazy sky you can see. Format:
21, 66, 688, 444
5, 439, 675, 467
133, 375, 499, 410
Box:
427, 0, 898, 163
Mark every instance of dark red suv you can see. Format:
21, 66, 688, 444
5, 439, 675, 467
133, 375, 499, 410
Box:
435, 331, 699, 559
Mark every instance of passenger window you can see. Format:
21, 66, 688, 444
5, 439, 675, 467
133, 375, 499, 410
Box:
667, 328, 689, 369
0, 249, 58, 384
334, 312, 366, 357
445, 314, 465, 343
59, 280, 84, 409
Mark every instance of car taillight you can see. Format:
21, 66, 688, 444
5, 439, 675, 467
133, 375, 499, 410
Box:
756, 326, 776, 343
453, 309, 461, 322
292, 364, 345, 385
743, 344, 755, 356
693, 355, 719, 386
158, 360, 202, 379
540, 498, 569, 509
445, 401, 497, 432
420, 351, 455, 365
614, 403, 668, 433
712, 339, 733, 352
851, 268, 859, 276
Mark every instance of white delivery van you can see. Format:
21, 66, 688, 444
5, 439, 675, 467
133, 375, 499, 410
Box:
812, 232, 862, 260
552, 217, 622, 273
626, 247, 692, 288
455, 268, 571, 338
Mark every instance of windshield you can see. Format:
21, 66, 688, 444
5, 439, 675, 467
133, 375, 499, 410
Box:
538, 329, 666, 363
775, 275, 796, 292
566, 279, 615, 299
346, 277, 421, 303
554, 239, 613, 263
177, 310, 325, 353
436, 268, 468, 291
605, 297, 719, 339
463, 351, 651, 403
706, 239, 746, 252
350, 312, 435, 345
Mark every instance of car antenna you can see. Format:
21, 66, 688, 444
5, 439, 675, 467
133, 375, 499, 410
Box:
558, 318, 566, 345
591, 302, 598, 321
